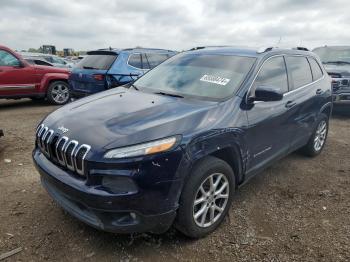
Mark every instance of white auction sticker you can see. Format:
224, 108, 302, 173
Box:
200, 75, 230, 86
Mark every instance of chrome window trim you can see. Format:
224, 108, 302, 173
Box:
64, 140, 79, 171
74, 144, 91, 176
307, 57, 324, 81
247, 54, 326, 104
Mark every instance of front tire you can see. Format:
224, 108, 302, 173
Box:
47, 81, 70, 105
301, 113, 329, 157
175, 156, 235, 238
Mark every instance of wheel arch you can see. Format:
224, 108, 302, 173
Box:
39, 73, 69, 94
320, 102, 333, 119
184, 130, 247, 187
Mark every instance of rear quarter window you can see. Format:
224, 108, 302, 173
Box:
146, 53, 171, 68
286, 56, 313, 90
308, 57, 323, 80
128, 54, 142, 69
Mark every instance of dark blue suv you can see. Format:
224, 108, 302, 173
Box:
33, 46, 332, 238
69, 48, 176, 98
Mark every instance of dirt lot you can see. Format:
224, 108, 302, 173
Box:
0, 99, 349, 262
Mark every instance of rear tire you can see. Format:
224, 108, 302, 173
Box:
300, 113, 329, 157
47, 81, 70, 105
175, 156, 235, 238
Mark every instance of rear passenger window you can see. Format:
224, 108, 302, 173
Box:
286, 56, 313, 89
308, 58, 323, 80
146, 54, 169, 68
128, 54, 142, 69
254, 56, 288, 94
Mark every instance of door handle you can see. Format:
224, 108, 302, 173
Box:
316, 89, 323, 95
285, 100, 297, 108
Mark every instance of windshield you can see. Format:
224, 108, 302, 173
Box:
134, 53, 256, 100
75, 54, 117, 70
313, 47, 350, 64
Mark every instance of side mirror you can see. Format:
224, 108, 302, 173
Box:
250, 85, 284, 102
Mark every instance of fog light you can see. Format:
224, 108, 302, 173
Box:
102, 176, 138, 194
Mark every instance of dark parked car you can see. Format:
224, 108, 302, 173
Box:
33, 46, 332, 238
68, 48, 176, 98
313, 46, 350, 102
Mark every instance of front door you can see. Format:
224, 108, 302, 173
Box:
245, 56, 293, 176
0, 49, 38, 97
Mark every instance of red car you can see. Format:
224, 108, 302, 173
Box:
0, 45, 70, 105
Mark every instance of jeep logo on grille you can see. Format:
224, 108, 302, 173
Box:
58, 126, 69, 134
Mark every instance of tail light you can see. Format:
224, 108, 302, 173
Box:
93, 74, 105, 81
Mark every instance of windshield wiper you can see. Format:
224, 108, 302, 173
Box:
83, 66, 98, 69
323, 61, 350, 65
129, 84, 139, 90
154, 92, 184, 98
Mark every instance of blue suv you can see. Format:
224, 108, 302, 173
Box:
33, 46, 332, 238
69, 48, 176, 98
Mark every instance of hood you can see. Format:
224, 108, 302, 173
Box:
324, 64, 350, 77
42, 88, 231, 153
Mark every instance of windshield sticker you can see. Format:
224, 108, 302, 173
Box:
200, 75, 230, 86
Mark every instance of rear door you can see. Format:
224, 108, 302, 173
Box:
284, 56, 319, 149
0, 49, 38, 96
245, 56, 293, 175
69, 51, 117, 94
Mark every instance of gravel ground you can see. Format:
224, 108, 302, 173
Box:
0, 99, 349, 262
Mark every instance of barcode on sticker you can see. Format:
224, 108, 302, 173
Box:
200, 75, 230, 86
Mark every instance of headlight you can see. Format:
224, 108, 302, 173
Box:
104, 136, 178, 159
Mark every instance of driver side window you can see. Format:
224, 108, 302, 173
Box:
253, 56, 288, 96
0, 50, 21, 67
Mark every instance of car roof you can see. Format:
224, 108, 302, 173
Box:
186, 46, 315, 58
88, 48, 176, 55
313, 45, 350, 50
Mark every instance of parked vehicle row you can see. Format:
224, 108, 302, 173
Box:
18, 52, 74, 68
33, 46, 332, 238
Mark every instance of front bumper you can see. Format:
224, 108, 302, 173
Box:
332, 78, 350, 101
333, 92, 350, 102
33, 150, 185, 234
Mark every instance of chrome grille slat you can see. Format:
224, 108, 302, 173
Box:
74, 144, 91, 176
56, 136, 69, 166
36, 125, 91, 177
64, 140, 79, 171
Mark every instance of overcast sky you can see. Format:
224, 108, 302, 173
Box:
1, 0, 350, 51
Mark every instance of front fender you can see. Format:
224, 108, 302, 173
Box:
183, 128, 248, 184
39, 73, 69, 93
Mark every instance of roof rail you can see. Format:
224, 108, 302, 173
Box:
257, 46, 309, 53
122, 47, 174, 52
293, 46, 309, 51
189, 45, 232, 51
